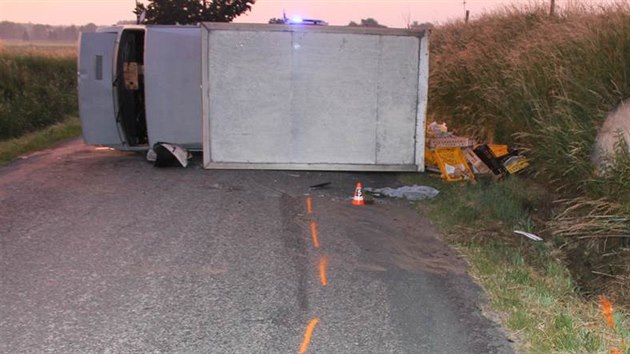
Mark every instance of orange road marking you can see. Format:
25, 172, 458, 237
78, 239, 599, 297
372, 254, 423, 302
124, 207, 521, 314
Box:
310, 221, 319, 248
306, 196, 313, 214
299, 318, 320, 354
599, 295, 615, 328
319, 256, 329, 286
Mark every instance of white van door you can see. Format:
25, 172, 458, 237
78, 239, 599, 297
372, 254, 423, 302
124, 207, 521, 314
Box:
78, 32, 121, 146
144, 27, 201, 149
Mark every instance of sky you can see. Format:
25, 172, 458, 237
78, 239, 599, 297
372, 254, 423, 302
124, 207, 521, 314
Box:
0, 0, 609, 28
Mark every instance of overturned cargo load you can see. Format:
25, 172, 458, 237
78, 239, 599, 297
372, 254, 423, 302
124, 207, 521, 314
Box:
78, 23, 430, 171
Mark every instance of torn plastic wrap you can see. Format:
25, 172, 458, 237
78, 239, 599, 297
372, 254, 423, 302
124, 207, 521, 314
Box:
365, 185, 440, 201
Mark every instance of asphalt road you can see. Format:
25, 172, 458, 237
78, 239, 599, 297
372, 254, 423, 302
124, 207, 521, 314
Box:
0, 139, 513, 353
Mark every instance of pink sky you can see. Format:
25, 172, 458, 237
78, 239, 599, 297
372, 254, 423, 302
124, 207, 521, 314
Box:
0, 0, 607, 28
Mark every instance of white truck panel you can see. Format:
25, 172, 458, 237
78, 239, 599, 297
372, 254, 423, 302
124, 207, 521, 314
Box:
202, 24, 428, 171
144, 27, 202, 149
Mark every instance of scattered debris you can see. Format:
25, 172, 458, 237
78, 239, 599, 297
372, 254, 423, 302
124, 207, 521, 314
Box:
503, 155, 530, 174
513, 230, 543, 242
432, 148, 475, 182
365, 185, 439, 201
463, 147, 491, 174
149, 142, 190, 167
146, 148, 157, 162
473, 144, 506, 175
425, 121, 530, 181
309, 182, 331, 189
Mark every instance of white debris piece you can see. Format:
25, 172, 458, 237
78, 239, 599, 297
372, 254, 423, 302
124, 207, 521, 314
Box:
146, 148, 157, 162
365, 185, 440, 201
513, 230, 543, 242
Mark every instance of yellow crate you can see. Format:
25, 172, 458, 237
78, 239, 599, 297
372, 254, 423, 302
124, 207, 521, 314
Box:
488, 144, 509, 158
425, 149, 439, 168
433, 148, 475, 182
504, 155, 530, 174
463, 148, 491, 174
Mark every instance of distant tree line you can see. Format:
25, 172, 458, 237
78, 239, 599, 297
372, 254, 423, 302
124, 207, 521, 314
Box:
348, 18, 387, 28
0, 21, 98, 42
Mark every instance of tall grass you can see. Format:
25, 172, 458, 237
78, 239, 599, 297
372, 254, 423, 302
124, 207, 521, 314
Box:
0, 45, 77, 140
429, 2, 630, 304
407, 172, 629, 353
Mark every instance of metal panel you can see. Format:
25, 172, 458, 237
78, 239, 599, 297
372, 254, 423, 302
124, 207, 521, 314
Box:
376, 35, 420, 165
78, 32, 120, 145
415, 34, 430, 172
289, 31, 379, 164
144, 27, 202, 149
203, 24, 427, 171
206, 30, 292, 163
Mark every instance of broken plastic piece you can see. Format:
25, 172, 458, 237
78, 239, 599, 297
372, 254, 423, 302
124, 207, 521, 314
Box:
473, 144, 506, 175
146, 148, 157, 162
503, 155, 530, 174
513, 230, 543, 241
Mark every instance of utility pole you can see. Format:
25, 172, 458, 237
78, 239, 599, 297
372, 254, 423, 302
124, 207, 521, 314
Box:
135, 0, 141, 24
550, 0, 556, 16
463, 0, 469, 23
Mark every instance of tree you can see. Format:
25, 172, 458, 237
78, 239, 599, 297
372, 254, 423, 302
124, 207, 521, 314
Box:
62, 25, 78, 41
347, 18, 386, 28
268, 17, 285, 24
0, 21, 24, 39
32, 24, 48, 40
134, 0, 255, 25
410, 21, 433, 29
80, 23, 98, 33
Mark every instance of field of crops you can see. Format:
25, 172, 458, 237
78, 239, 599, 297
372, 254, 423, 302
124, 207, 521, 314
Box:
0, 42, 77, 141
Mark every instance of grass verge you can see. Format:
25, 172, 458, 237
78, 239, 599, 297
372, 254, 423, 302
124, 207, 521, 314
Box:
0, 116, 81, 166
405, 173, 629, 353
428, 0, 630, 334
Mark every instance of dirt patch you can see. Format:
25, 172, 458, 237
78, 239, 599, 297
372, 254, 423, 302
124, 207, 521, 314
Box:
564, 241, 630, 308
316, 198, 468, 275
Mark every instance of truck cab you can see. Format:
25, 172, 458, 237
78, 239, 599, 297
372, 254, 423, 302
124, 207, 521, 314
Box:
78, 25, 202, 150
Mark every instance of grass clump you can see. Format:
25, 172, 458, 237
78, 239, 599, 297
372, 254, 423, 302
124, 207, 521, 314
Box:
0, 116, 81, 165
408, 173, 629, 353
0, 44, 78, 140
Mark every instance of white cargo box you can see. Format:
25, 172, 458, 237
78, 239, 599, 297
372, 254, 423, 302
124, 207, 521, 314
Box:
201, 23, 429, 171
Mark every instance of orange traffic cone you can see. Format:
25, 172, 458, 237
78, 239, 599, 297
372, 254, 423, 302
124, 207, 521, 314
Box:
352, 182, 365, 206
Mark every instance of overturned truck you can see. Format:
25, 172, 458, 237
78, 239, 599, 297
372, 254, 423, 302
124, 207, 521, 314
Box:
78, 23, 430, 171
